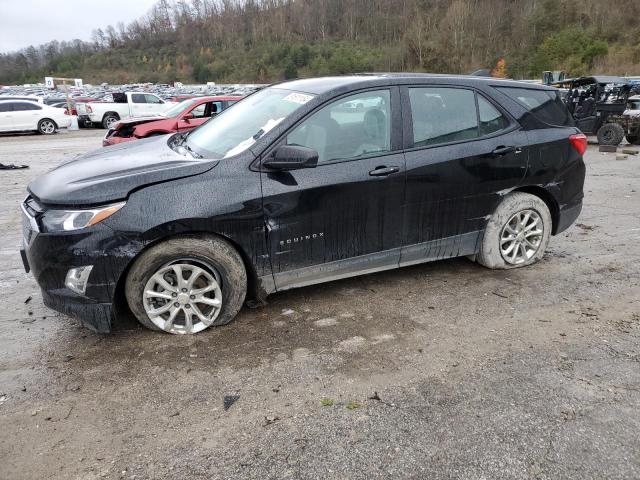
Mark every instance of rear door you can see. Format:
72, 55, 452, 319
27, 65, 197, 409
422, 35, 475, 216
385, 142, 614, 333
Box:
400, 85, 528, 266
144, 94, 167, 115
261, 88, 406, 290
129, 94, 148, 117
11, 102, 42, 130
0, 102, 14, 131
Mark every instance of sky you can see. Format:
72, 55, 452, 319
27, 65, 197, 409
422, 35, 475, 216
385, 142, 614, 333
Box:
0, 0, 159, 53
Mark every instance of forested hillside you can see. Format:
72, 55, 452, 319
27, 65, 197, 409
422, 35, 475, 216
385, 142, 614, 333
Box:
1, 0, 639, 85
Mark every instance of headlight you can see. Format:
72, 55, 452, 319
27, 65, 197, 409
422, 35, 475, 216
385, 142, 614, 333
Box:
40, 202, 125, 232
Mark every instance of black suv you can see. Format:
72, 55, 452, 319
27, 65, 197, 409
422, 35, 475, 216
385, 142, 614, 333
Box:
20, 74, 586, 335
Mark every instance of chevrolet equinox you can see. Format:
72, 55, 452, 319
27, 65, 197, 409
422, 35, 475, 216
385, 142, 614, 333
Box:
20, 74, 586, 334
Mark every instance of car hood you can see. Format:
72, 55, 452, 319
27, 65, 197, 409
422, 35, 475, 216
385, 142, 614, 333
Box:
116, 115, 167, 127
28, 135, 218, 207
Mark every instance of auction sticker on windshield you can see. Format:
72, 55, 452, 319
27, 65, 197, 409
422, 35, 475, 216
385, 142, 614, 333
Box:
283, 92, 314, 105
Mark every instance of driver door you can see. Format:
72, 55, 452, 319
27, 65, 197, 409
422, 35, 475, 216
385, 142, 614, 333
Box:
260, 88, 406, 291
177, 101, 220, 131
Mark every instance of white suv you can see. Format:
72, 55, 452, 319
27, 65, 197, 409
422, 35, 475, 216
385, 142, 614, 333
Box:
0, 100, 72, 135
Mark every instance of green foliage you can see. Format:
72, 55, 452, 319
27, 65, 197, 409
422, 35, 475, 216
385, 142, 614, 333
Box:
0, 0, 638, 84
346, 401, 362, 410
532, 26, 609, 76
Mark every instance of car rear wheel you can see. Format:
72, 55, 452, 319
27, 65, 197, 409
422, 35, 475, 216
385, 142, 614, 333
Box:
597, 123, 625, 146
37, 119, 57, 135
102, 114, 119, 130
125, 236, 247, 334
477, 192, 551, 270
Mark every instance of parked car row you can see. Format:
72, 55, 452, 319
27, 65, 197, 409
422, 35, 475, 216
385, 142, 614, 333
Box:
1, 82, 261, 107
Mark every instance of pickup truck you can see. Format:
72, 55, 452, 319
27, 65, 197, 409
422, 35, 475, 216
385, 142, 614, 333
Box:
76, 92, 173, 129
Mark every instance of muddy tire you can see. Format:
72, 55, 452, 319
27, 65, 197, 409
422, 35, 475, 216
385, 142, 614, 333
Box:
125, 235, 247, 334
102, 113, 119, 130
37, 118, 57, 135
626, 135, 639, 145
477, 192, 552, 270
597, 123, 625, 146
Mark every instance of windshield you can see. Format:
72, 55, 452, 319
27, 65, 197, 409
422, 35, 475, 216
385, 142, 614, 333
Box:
186, 88, 314, 159
164, 98, 200, 117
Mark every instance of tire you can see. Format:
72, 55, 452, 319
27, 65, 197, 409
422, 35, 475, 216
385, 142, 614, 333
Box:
125, 235, 247, 334
37, 118, 57, 135
102, 114, 119, 130
626, 135, 640, 145
597, 123, 625, 146
477, 192, 552, 270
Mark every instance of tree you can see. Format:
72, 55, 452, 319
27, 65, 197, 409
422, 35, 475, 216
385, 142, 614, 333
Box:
491, 58, 507, 78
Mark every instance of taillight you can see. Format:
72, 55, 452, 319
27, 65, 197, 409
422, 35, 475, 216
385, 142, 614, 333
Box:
569, 133, 587, 156
86, 105, 92, 113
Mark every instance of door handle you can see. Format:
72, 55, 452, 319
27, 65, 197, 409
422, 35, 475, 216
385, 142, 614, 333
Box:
491, 146, 520, 156
369, 166, 400, 177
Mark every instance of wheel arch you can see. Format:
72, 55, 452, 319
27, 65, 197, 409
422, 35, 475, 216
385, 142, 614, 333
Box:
112, 230, 263, 320
102, 111, 120, 121
38, 117, 58, 130
511, 185, 560, 235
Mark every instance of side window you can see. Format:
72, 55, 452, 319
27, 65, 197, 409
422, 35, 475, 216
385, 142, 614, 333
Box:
211, 101, 223, 115
287, 89, 391, 164
13, 103, 41, 111
191, 104, 207, 118
131, 94, 146, 104
409, 87, 478, 147
497, 87, 573, 127
145, 94, 162, 104
477, 95, 510, 135
0, 103, 13, 112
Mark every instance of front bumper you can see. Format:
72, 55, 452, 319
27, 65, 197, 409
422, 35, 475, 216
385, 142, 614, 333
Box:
20, 211, 142, 333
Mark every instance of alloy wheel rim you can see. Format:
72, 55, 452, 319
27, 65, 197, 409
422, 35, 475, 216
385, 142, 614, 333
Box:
499, 209, 544, 265
106, 117, 117, 128
143, 260, 223, 334
41, 121, 55, 134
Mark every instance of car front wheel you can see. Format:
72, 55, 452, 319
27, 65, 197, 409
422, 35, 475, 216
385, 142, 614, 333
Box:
38, 119, 57, 135
125, 235, 247, 334
477, 192, 552, 269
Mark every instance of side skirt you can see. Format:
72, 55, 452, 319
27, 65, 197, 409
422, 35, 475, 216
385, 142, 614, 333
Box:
259, 230, 483, 294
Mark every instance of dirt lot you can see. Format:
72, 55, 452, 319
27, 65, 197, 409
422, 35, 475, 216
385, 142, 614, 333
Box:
0, 130, 639, 480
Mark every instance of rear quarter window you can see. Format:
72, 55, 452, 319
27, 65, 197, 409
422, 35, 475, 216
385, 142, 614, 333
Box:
497, 87, 574, 127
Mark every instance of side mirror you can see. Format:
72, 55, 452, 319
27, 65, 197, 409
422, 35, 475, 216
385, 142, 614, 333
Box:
182, 113, 194, 121
263, 145, 318, 170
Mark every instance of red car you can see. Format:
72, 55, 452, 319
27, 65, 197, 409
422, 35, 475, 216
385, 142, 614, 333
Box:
102, 96, 242, 147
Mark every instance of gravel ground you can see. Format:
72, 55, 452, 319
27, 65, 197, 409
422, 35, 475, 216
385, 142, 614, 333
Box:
0, 130, 639, 480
